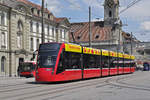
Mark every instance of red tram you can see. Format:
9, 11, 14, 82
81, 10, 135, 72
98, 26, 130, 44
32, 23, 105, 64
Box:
35, 43, 135, 82
18, 61, 36, 78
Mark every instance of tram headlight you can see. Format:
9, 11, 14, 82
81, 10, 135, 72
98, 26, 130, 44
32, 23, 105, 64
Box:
27, 67, 30, 70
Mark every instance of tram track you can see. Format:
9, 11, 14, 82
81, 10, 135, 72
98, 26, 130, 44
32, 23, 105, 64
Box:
0, 83, 43, 93
0, 77, 112, 100
0, 82, 32, 88
0, 74, 134, 100
0, 77, 108, 93
107, 74, 150, 92
19, 75, 132, 100
0, 78, 34, 88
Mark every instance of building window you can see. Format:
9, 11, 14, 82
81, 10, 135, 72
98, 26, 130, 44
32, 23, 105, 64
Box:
109, 11, 112, 17
47, 26, 49, 36
36, 22, 39, 33
31, 8, 34, 14
37, 10, 40, 16
48, 14, 50, 19
50, 15, 53, 21
17, 34, 22, 48
52, 27, 54, 37
63, 30, 66, 39
60, 29, 62, 39
30, 38, 33, 51
36, 39, 39, 49
1, 32, 6, 47
1, 12, 5, 25
1, 56, 6, 72
30, 21, 33, 32
18, 20, 23, 32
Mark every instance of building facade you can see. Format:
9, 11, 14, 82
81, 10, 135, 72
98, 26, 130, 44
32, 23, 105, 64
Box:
0, 0, 70, 76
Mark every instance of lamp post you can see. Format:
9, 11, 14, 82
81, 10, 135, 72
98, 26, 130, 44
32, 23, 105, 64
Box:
89, 6, 92, 47
41, 0, 45, 43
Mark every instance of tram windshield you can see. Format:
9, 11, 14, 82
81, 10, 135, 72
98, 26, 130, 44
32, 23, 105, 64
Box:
37, 43, 60, 68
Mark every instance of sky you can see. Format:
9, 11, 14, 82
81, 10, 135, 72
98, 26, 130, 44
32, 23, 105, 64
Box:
29, 0, 150, 42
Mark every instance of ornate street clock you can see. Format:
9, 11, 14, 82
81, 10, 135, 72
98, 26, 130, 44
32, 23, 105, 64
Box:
106, 0, 114, 8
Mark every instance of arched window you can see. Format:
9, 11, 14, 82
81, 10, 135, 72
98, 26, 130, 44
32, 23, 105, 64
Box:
109, 11, 112, 17
1, 56, 6, 72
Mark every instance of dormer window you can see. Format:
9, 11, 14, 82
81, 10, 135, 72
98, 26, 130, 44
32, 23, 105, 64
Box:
77, 36, 81, 40
77, 34, 82, 40
95, 34, 100, 39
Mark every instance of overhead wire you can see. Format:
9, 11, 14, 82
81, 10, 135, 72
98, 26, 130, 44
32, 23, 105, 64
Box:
62, 0, 102, 20
120, 0, 142, 14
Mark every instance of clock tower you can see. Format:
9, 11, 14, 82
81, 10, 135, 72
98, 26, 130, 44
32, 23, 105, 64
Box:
104, 0, 119, 26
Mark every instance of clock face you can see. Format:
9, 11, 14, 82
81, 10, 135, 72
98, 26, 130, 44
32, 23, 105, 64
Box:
106, 0, 114, 8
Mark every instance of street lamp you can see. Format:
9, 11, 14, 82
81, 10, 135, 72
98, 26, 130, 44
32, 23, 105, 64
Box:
41, 0, 45, 43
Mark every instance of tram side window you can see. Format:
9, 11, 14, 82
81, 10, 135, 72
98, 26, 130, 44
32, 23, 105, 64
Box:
63, 52, 81, 69
101, 56, 109, 68
118, 58, 124, 67
83, 54, 100, 69
83, 54, 90, 68
124, 59, 130, 67
96, 55, 101, 68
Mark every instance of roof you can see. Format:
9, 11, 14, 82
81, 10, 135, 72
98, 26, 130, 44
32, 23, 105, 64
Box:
55, 17, 66, 23
70, 21, 112, 42
17, 0, 51, 13
16, 0, 69, 24
122, 31, 140, 42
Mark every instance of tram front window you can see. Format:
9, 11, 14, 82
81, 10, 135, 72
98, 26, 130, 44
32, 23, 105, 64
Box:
20, 63, 33, 71
37, 43, 60, 68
